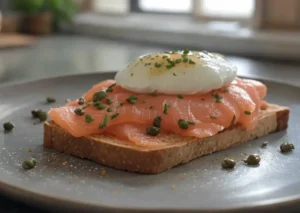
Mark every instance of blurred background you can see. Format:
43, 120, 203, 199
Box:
0, 0, 300, 85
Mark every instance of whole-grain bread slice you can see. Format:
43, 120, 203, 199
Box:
44, 104, 289, 174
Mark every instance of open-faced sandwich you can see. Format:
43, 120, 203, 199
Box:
44, 50, 289, 174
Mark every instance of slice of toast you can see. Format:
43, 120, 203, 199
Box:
43, 104, 289, 174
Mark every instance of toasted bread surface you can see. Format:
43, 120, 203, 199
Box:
44, 104, 289, 174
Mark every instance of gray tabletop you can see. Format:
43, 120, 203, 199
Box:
0, 34, 300, 213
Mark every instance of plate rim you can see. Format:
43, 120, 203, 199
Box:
0, 71, 300, 213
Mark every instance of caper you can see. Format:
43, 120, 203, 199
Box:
96, 103, 106, 110
153, 116, 162, 128
92, 91, 107, 102
178, 119, 188, 129
3, 122, 14, 131
280, 142, 295, 153
37, 110, 48, 122
222, 158, 236, 169
22, 158, 37, 170
74, 108, 84, 116
31, 109, 40, 118
146, 126, 160, 136
243, 154, 261, 165
46, 97, 56, 103
78, 97, 85, 105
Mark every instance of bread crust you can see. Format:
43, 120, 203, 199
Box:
44, 104, 289, 174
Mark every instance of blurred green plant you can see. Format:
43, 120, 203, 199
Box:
12, 0, 78, 22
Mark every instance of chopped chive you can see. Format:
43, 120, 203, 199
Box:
126, 95, 137, 104
244, 111, 252, 115
183, 49, 189, 55
146, 126, 160, 136
212, 93, 223, 103
85, 114, 94, 123
187, 121, 195, 125
163, 103, 170, 114
96, 103, 106, 110
210, 115, 217, 119
162, 55, 168, 59
107, 108, 113, 112
111, 113, 119, 120
177, 94, 184, 99
173, 73, 177, 76
149, 90, 157, 96
99, 114, 109, 129
106, 99, 113, 105
166, 64, 174, 69
178, 119, 188, 129
153, 116, 162, 128
183, 57, 189, 63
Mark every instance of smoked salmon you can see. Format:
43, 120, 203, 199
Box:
48, 77, 267, 147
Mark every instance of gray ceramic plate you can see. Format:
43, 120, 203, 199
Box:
0, 72, 300, 213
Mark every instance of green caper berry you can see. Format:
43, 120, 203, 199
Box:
31, 109, 40, 118
78, 98, 85, 105
178, 119, 189, 129
96, 103, 106, 110
74, 108, 84, 116
37, 110, 47, 122
280, 142, 295, 153
107, 108, 113, 112
222, 158, 236, 169
153, 116, 162, 128
46, 97, 56, 103
243, 154, 261, 165
146, 126, 160, 136
22, 158, 37, 170
3, 122, 14, 131
92, 91, 107, 102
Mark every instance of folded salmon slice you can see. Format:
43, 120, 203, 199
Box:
49, 77, 266, 147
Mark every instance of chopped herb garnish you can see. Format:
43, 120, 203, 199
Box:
153, 116, 162, 128
111, 113, 119, 120
244, 111, 252, 115
74, 108, 84, 116
166, 58, 174, 64
119, 103, 124, 107
183, 49, 189, 55
155, 62, 162, 68
223, 89, 229, 93
106, 99, 113, 105
210, 115, 217, 119
126, 95, 137, 104
106, 87, 113, 93
3, 122, 14, 131
93, 91, 107, 102
162, 55, 168, 59
142, 100, 146, 104
149, 90, 157, 96
46, 97, 56, 103
189, 60, 196, 64
175, 58, 182, 64
177, 94, 184, 99
130, 73, 134, 77
163, 104, 170, 114
96, 103, 106, 110
146, 126, 160, 136
99, 114, 109, 129
178, 119, 189, 129
187, 121, 195, 125
85, 114, 94, 123
78, 97, 85, 105
173, 73, 177, 76
107, 108, 113, 112
166, 64, 174, 69
212, 93, 223, 103
182, 57, 189, 63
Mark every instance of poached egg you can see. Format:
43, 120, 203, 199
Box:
115, 50, 237, 95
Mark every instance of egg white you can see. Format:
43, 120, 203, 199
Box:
115, 50, 237, 95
